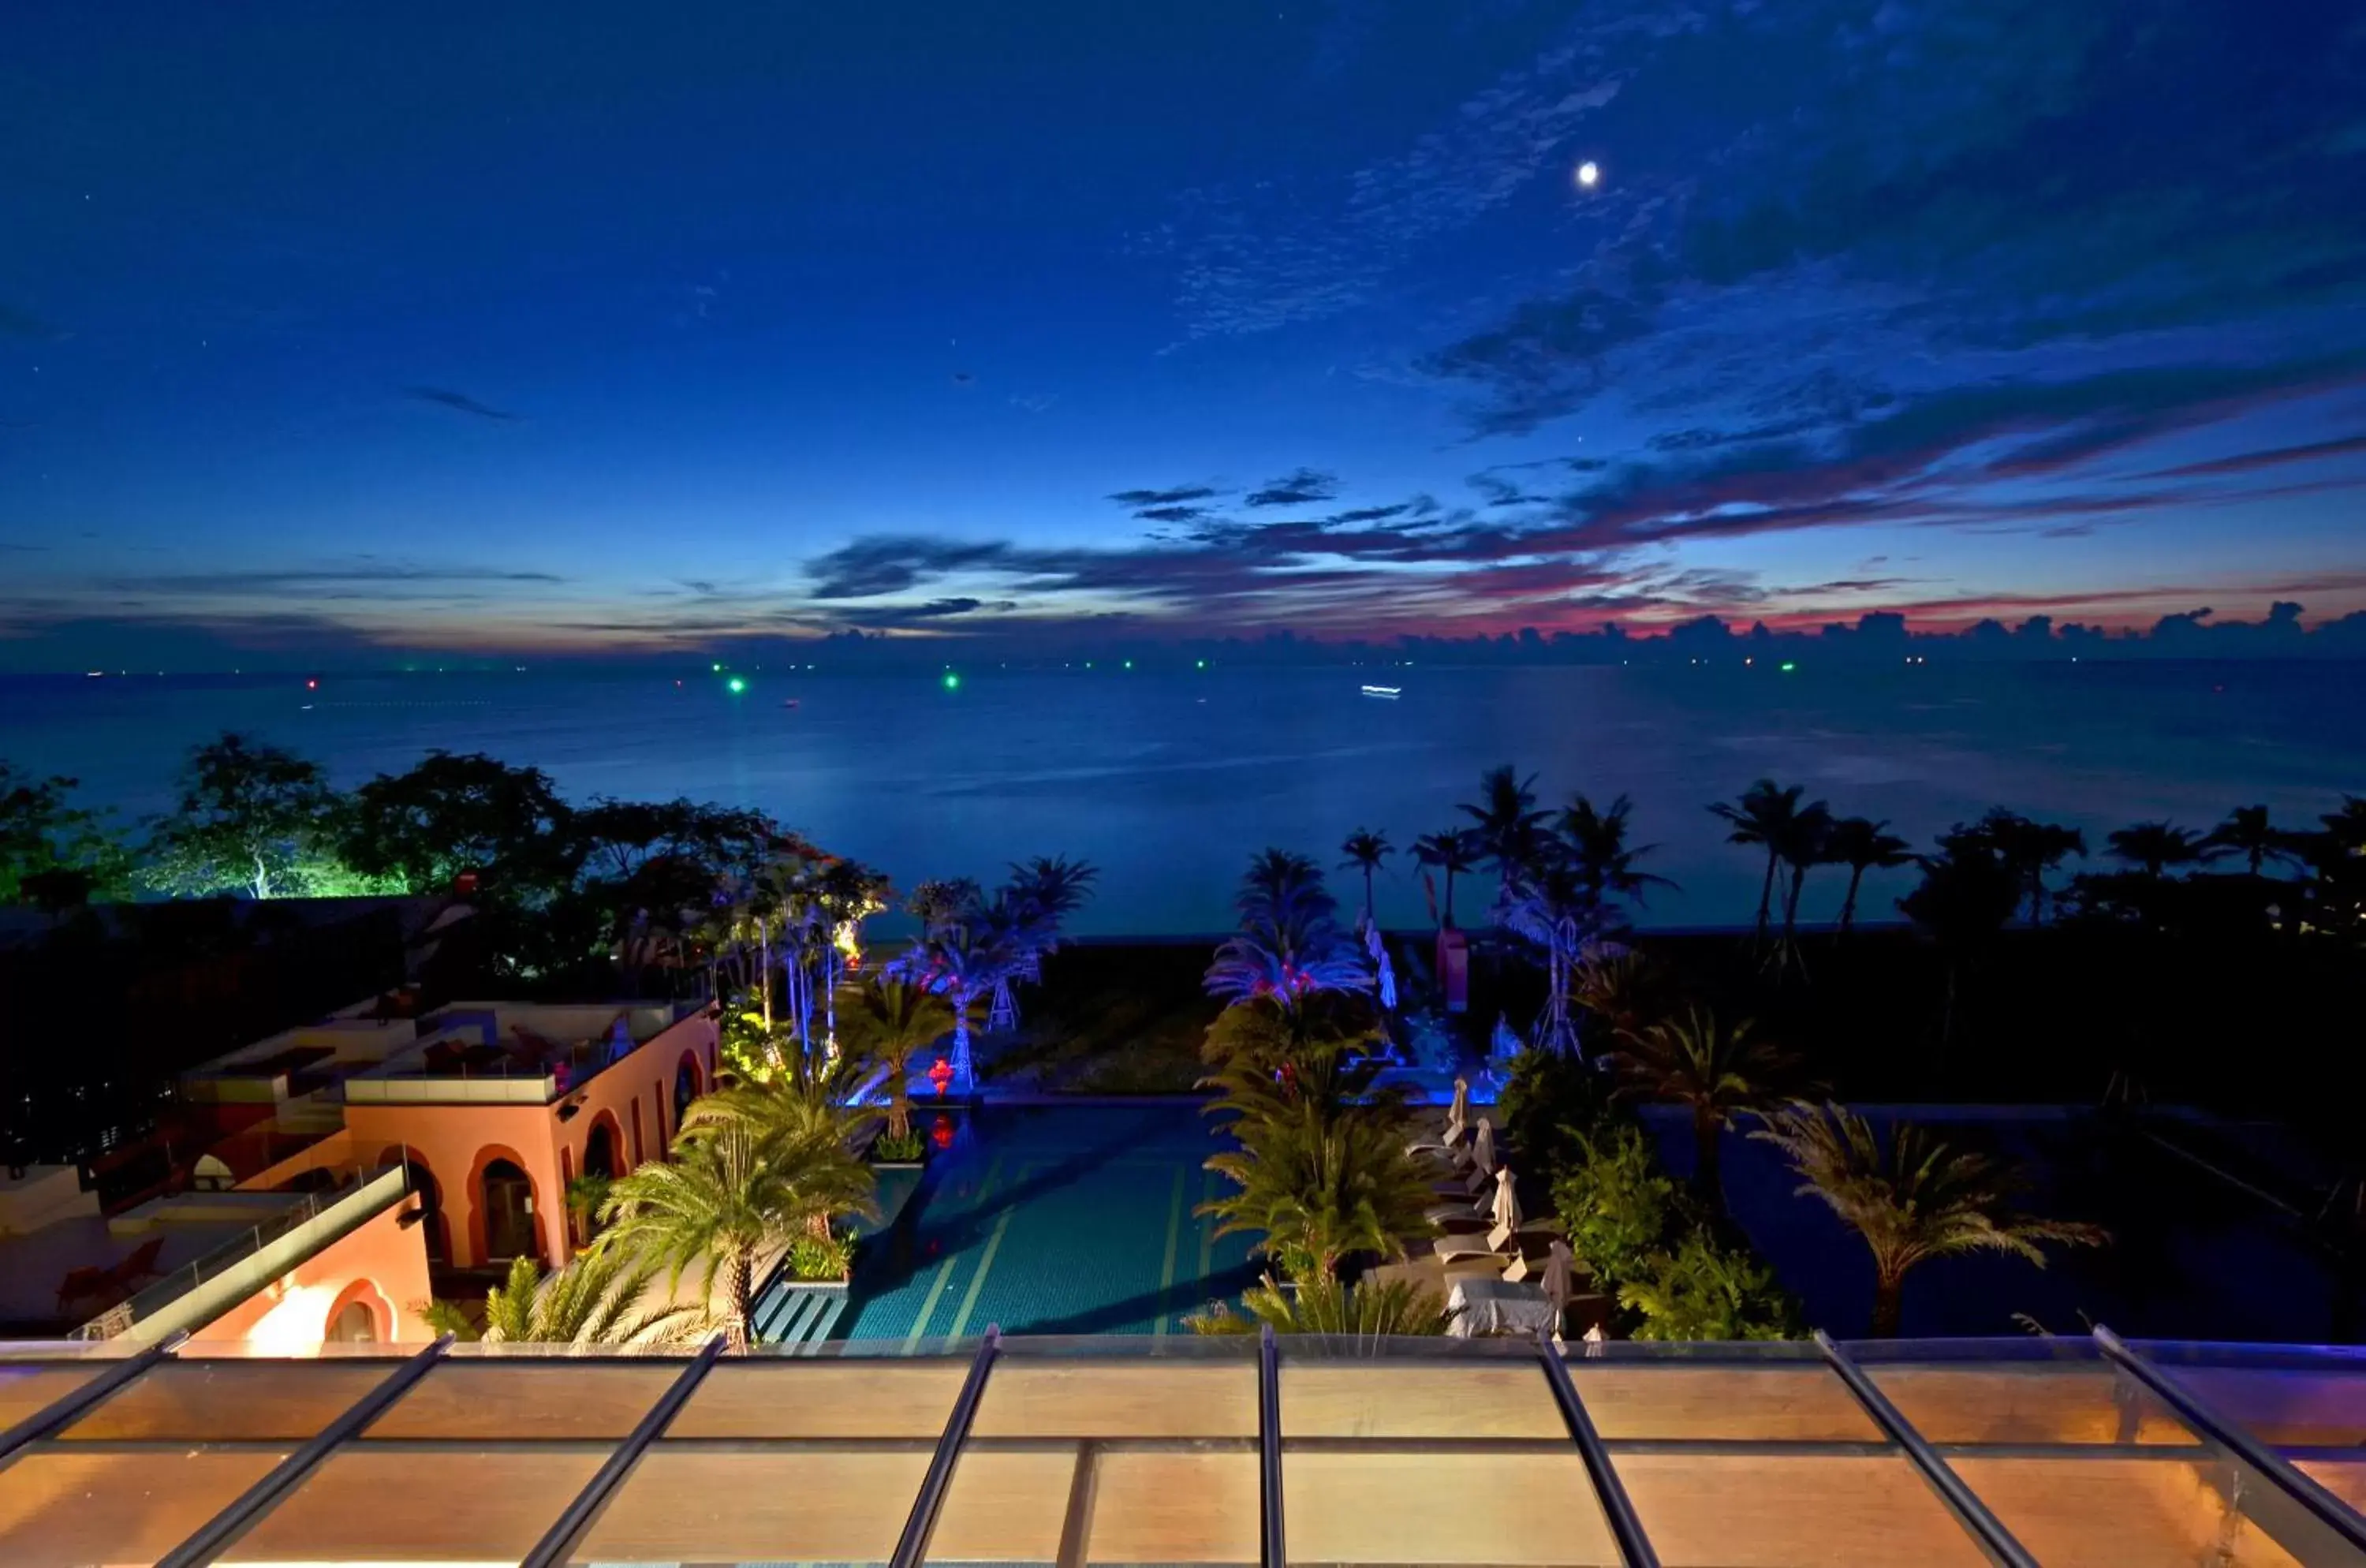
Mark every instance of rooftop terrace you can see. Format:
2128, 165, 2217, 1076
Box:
0, 1330, 2360, 1564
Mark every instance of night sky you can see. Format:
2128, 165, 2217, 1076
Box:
5, 2, 2364, 668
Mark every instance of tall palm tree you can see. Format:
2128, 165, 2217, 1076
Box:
838, 976, 954, 1141
1208, 849, 1366, 1009
1558, 793, 1675, 913
1709, 780, 1823, 944
1898, 843, 2022, 1059
1950, 812, 2087, 924
419, 1250, 711, 1346
599, 1110, 877, 1350
1338, 828, 1393, 924
886, 879, 1006, 1092
2206, 805, 2299, 877
1499, 853, 1601, 1056
1752, 1102, 2107, 1337
1824, 817, 1913, 933
1411, 828, 1482, 929
814, 857, 893, 1051
1607, 1005, 1797, 1211
1461, 765, 1550, 907
1772, 801, 1835, 948
2107, 821, 2214, 879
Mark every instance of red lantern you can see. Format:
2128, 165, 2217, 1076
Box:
927, 1056, 954, 1095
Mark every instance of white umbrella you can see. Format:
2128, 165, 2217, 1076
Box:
1541, 1239, 1574, 1311
1470, 1116, 1497, 1175
1490, 1165, 1521, 1233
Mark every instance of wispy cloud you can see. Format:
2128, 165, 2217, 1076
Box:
402, 386, 522, 421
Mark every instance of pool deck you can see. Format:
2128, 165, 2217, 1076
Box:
834, 1105, 1262, 1342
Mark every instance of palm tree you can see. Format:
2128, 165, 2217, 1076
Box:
1898, 842, 2022, 1058
2107, 821, 2214, 879
419, 1249, 711, 1346
598, 1109, 877, 1350
1187, 1273, 1454, 1336
1772, 801, 1835, 948
1498, 853, 1602, 1056
1411, 828, 1482, 929
885, 879, 1006, 1092
838, 976, 954, 1141
1824, 817, 1913, 933
1338, 829, 1392, 925
1461, 765, 1551, 906
1200, 1090, 1434, 1281
1558, 793, 1675, 913
1607, 1005, 1797, 1211
1709, 780, 1823, 945
2206, 805, 2299, 877
814, 857, 893, 1051
1208, 849, 1367, 1009
1752, 1102, 2107, 1336
1950, 812, 2087, 924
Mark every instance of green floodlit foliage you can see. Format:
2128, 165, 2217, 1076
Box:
1185, 1272, 1455, 1336
416, 1250, 710, 1347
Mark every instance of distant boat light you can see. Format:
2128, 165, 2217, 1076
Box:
726, 677, 747, 694
1360, 684, 1401, 699
942, 671, 961, 691
1779, 660, 1797, 672
1576, 160, 1600, 189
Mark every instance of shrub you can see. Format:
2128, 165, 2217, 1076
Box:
1186, 1274, 1456, 1336
784, 1232, 856, 1282
1551, 1122, 1680, 1290
1496, 1046, 1611, 1180
1618, 1230, 1801, 1342
871, 1129, 926, 1163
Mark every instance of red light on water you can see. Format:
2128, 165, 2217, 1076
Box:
931, 1116, 955, 1151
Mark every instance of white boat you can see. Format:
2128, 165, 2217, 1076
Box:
1360, 683, 1402, 698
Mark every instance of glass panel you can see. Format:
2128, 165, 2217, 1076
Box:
2177, 1365, 2366, 1448
218, 1448, 603, 1563
1566, 1361, 1883, 1443
572, 1447, 931, 1566
670, 1357, 970, 1437
2298, 1460, 2364, 1515
60, 1357, 394, 1440
363, 1359, 679, 1440
1283, 1358, 1617, 1566
927, 1357, 1260, 1564
971, 1359, 1258, 1439
0, 1449, 289, 1564
1284, 1361, 1566, 1439
0, 1364, 97, 1430
1868, 1362, 2200, 1446
1954, 1455, 2328, 1567
1287, 1450, 1618, 1566
1617, 1452, 1991, 1567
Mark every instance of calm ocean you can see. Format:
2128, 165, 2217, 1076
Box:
3, 662, 2360, 934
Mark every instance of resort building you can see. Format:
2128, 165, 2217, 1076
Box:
3, 996, 718, 1353
0, 1330, 2359, 1563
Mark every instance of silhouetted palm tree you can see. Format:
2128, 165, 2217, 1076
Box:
1773, 801, 1835, 948
1752, 1102, 2107, 1337
1824, 817, 1913, 933
1461, 765, 1550, 908
1709, 779, 1822, 944
1338, 828, 1393, 924
1412, 828, 1482, 929
1558, 793, 1674, 913
2108, 821, 2215, 879
1208, 849, 1366, 1008
1607, 1004, 1797, 1211
1898, 842, 2023, 1060
1949, 811, 2086, 924
2205, 805, 2300, 877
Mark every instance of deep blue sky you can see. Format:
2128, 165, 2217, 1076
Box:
4, 1, 2364, 668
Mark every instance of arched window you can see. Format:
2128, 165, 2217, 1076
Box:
480, 1158, 537, 1263
327, 1298, 379, 1343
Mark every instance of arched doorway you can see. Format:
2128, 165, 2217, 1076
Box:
327, 1298, 379, 1343
394, 1155, 449, 1267
574, 1120, 621, 1249
674, 1053, 701, 1131
583, 1121, 618, 1181
480, 1159, 537, 1264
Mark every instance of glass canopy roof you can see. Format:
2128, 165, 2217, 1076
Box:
0, 1330, 2360, 1566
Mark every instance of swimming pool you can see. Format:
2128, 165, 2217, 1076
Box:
834, 1103, 1262, 1342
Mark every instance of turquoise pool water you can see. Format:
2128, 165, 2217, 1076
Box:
837, 1104, 1261, 1342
